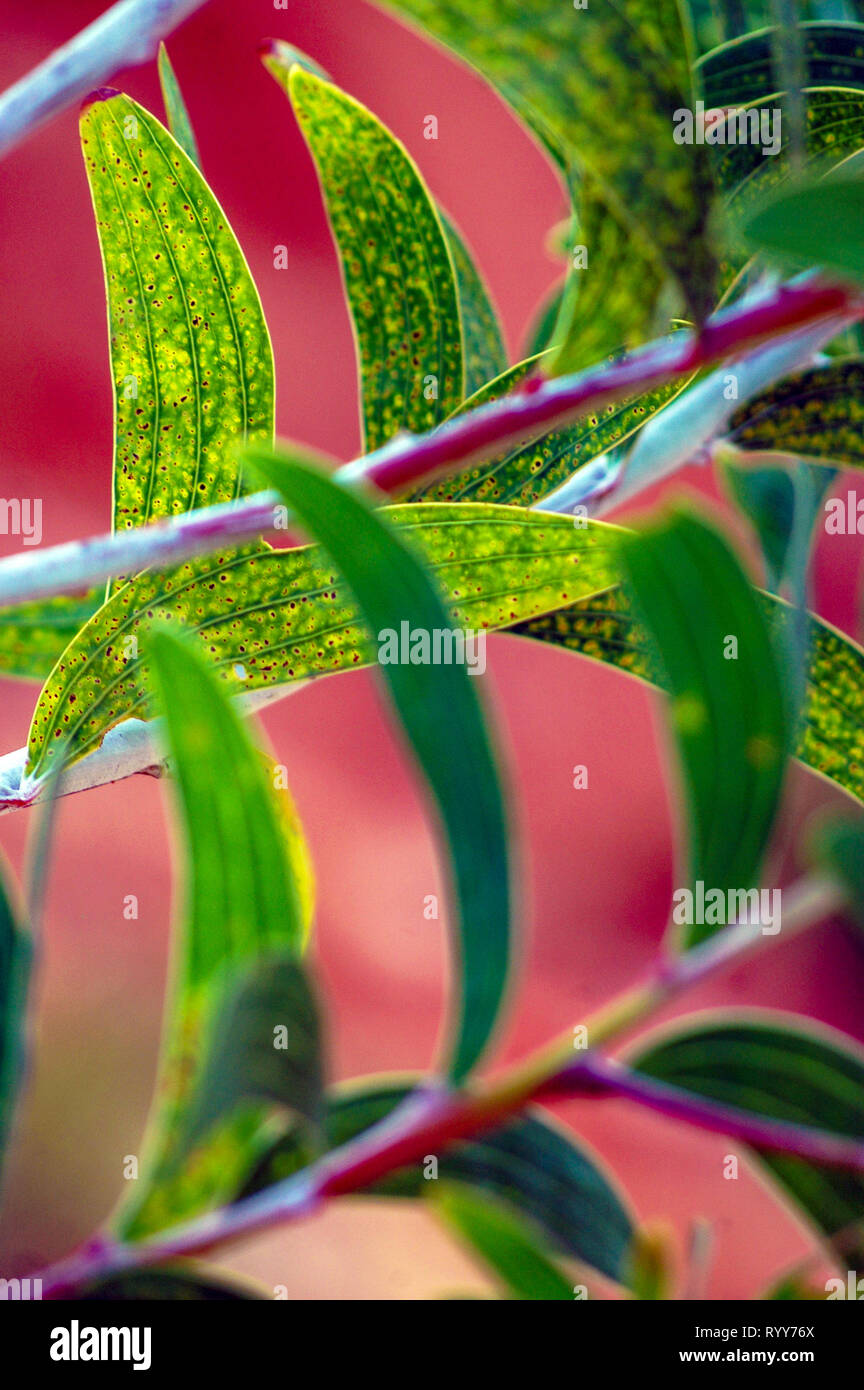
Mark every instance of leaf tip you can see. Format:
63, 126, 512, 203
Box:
80, 87, 123, 113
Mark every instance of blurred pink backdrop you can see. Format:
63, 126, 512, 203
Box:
0, 0, 861, 1299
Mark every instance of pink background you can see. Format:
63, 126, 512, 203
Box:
0, 0, 862, 1299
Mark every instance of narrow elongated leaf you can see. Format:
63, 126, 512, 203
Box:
238, 1080, 633, 1281
380, 0, 718, 322
175, 952, 322, 1166
157, 43, 201, 168
412, 357, 687, 507
523, 279, 565, 359
0, 859, 28, 1180
80, 92, 274, 552
742, 171, 864, 285
117, 628, 313, 1240
631, 1019, 864, 1265
727, 359, 864, 466
698, 22, 864, 109
440, 211, 506, 398
513, 586, 864, 809
0, 591, 100, 681
618, 510, 788, 946
811, 817, 864, 931
271, 63, 463, 448
244, 448, 509, 1083
437, 1183, 573, 1300
24, 503, 619, 785
724, 463, 797, 592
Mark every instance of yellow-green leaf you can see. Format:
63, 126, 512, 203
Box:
0, 591, 100, 682
727, 358, 864, 468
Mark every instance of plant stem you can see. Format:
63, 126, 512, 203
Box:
33, 872, 846, 1296
0, 278, 857, 611
0, 0, 210, 160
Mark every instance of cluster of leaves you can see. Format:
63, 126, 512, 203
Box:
3, 2, 864, 1299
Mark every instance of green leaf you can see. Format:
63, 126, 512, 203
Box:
440, 211, 507, 398
742, 170, 864, 285
174, 952, 323, 1167
380, 0, 718, 323
724, 462, 797, 592
0, 591, 100, 682
116, 627, 313, 1240
523, 279, 565, 359
727, 359, 864, 467
436, 1183, 574, 1300
78, 1265, 264, 1300
811, 816, 864, 931
157, 43, 201, 168
0, 859, 28, 1182
80, 92, 274, 557
270, 62, 463, 448
617, 510, 788, 946
244, 447, 510, 1083
237, 1080, 634, 1282
513, 585, 864, 810
698, 22, 864, 109
412, 356, 688, 507
631, 1019, 864, 1266
547, 175, 670, 378
24, 502, 619, 785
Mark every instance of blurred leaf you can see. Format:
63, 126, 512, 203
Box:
79, 1265, 264, 1300
25, 502, 619, 783
244, 447, 510, 1083
413, 356, 687, 507
173, 952, 322, 1168
724, 462, 797, 592
513, 585, 864, 809
0, 591, 100, 681
157, 43, 201, 167
548, 176, 670, 378
698, 21, 864, 109
117, 628, 312, 1240
380, 0, 718, 323
742, 170, 864, 284
436, 1183, 574, 1300
269, 62, 463, 448
727, 359, 864, 467
0, 860, 28, 1182
80, 93, 273, 574
631, 1019, 864, 1267
260, 38, 331, 84
440, 211, 507, 398
238, 1079, 634, 1282
811, 816, 864, 930
618, 510, 788, 946
763, 1273, 827, 1300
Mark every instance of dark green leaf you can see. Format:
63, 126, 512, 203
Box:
698, 22, 864, 109
728, 358, 864, 467
811, 816, 864, 931
117, 627, 312, 1240
724, 462, 797, 592
174, 952, 323, 1167
513, 585, 864, 810
0, 859, 28, 1182
618, 510, 788, 946
436, 1183, 573, 1300
244, 447, 510, 1083
238, 1080, 633, 1282
631, 1019, 864, 1266
78, 1265, 264, 1300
